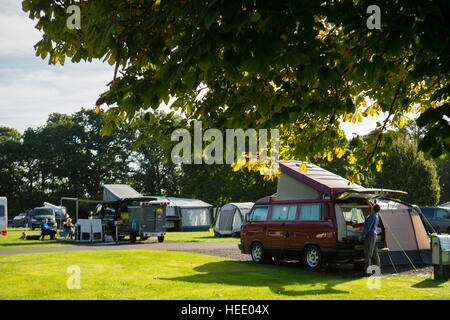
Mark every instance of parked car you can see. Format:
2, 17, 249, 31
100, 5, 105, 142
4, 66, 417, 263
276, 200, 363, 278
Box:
419, 206, 450, 234
30, 207, 56, 230
12, 212, 28, 227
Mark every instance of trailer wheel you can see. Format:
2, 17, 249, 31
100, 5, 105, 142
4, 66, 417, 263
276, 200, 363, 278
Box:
141, 236, 148, 241
158, 236, 165, 243
130, 232, 137, 243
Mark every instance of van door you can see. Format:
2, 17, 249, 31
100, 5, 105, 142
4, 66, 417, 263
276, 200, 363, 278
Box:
290, 203, 335, 251
243, 206, 269, 244
265, 204, 297, 258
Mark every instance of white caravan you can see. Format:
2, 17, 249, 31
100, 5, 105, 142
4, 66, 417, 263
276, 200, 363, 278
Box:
0, 197, 7, 235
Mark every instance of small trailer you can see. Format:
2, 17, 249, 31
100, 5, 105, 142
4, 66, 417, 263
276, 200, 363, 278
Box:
90, 185, 167, 243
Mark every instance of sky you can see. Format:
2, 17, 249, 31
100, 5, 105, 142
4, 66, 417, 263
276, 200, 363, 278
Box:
0, 0, 389, 138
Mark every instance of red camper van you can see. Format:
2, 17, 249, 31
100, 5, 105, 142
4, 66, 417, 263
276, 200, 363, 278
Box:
239, 161, 429, 270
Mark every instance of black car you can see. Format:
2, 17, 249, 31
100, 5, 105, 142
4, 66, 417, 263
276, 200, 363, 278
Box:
419, 206, 450, 234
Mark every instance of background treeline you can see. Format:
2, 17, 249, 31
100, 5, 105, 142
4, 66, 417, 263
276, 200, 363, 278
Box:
0, 109, 277, 216
0, 109, 448, 217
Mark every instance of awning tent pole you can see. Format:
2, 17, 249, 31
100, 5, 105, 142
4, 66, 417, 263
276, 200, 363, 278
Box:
60, 197, 79, 222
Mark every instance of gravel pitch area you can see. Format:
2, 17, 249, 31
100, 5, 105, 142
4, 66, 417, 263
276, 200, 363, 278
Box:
0, 240, 251, 261
0, 240, 431, 277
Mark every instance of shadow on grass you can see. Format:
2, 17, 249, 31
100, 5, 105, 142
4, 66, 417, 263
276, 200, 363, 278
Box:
162, 260, 351, 297
411, 278, 449, 288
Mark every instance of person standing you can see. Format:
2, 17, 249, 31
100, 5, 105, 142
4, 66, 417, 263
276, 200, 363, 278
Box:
359, 203, 381, 276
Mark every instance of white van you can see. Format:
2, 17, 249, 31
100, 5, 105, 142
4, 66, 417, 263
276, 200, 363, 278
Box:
0, 197, 7, 235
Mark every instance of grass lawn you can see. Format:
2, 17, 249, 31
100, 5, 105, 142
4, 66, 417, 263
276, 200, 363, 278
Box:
0, 228, 74, 250
0, 250, 448, 300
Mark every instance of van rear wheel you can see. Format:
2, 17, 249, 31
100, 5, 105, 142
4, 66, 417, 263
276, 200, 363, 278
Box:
251, 242, 269, 264
304, 245, 323, 270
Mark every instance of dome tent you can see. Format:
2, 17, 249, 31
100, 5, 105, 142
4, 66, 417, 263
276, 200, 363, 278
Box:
214, 202, 254, 237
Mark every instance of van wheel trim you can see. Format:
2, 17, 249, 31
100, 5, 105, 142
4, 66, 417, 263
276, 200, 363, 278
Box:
305, 246, 321, 269
251, 243, 265, 263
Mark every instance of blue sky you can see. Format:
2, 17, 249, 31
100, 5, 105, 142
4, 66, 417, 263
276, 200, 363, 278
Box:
0, 0, 389, 138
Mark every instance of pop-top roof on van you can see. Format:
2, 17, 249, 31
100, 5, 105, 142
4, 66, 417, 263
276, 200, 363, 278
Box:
280, 161, 364, 196
275, 161, 406, 200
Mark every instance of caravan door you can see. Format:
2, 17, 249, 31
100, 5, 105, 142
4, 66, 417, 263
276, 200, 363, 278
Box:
0, 197, 7, 234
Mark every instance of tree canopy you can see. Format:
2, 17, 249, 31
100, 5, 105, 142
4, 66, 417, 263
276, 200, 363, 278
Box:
370, 136, 441, 206
22, 0, 450, 182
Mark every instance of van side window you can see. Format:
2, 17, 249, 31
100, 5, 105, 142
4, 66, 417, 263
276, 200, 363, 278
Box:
298, 204, 322, 221
270, 205, 297, 221
248, 207, 269, 221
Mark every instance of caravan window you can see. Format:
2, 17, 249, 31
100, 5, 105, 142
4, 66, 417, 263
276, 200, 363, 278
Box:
0, 205, 4, 218
270, 205, 297, 221
298, 204, 322, 221
248, 207, 268, 221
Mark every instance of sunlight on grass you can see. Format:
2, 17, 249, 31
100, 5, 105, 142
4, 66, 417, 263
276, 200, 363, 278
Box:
0, 250, 448, 300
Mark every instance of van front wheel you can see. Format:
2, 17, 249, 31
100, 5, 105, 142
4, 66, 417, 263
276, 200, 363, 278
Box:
304, 245, 322, 270
251, 242, 267, 264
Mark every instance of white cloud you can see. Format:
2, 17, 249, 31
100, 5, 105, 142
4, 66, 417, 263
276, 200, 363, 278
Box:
0, 60, 114, 131
0, 0, 42, 58
0, 0, 115, 132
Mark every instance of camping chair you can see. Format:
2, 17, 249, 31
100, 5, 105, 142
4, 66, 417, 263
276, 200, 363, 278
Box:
62, 223, 75, 240
40, 228, 57, 240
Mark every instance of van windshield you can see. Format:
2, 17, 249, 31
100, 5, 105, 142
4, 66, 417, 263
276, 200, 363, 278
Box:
33, 208, 54, 216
